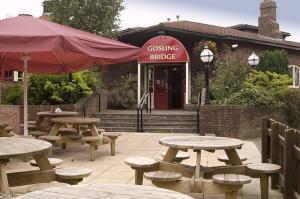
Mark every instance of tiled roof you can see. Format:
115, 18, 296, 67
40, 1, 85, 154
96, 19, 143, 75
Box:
120, 21, 300, 50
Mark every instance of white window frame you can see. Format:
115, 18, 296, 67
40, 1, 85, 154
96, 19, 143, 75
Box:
289, 65, 300, 88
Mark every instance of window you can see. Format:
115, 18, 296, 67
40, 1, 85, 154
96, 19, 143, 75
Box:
289, 65, 300, 88
0, 66, 17, 81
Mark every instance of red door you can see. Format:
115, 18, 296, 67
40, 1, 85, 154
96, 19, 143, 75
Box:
154, 67, 168, 109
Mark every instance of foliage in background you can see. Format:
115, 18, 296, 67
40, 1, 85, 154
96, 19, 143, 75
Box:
193, 40, 217, 55
211, 54, 251, 104
222, 70, 292, 107
45, 0, 124, 37
284, 89, 300, 129
191, 72, 205, 103
28, 69, 101, 105
108, 75, 137, 109
256, 49, 289, 75
2, 85, 23, 105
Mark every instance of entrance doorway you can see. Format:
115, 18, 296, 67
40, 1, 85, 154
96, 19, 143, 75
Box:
154, 65, 183, 109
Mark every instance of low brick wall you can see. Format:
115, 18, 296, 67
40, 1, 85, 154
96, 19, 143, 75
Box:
0, 104, 77, 134
0, 105, 21, 133
199, 106, 287, 139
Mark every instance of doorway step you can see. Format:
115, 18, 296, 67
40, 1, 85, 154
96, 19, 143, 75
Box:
92, 110, 197, 133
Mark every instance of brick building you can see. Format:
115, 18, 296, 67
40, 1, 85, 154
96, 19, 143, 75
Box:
98, 0, 300, 110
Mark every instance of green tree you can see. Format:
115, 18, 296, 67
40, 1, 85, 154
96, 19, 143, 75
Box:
45, 0, 124, 37
257, 49, 289, 74
2, 85, 23, 105
211, 54, 251, 104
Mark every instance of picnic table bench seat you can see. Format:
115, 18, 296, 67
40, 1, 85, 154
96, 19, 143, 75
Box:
58, 127, 77, 135
30, 158, 63, 168
246, 163, 281, 199
55, 167, 92, 185
125, 157, 159, 185
103, 132, 121, 155
212, 174, 251, 199
29, 131, 48, 139
161, 151, 190, 163
218, 154, 247, 165
144, 171, 182, 182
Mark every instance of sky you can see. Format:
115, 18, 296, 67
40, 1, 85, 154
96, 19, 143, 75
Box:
0, 0, 299, 42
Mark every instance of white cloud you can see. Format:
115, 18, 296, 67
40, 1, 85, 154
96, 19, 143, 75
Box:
0, 0, 44, 19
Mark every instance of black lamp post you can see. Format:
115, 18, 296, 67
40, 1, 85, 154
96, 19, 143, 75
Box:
200, 46, 214, 104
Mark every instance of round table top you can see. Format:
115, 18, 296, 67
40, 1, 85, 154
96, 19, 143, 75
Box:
159, 136, 244, 150
16, 183, 193, 199
51, 117, 100, 124
37, 111, 79, 117
0, 138, 52, 159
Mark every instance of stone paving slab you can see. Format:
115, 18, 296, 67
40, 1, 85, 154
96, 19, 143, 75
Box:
7, 133, 282, 198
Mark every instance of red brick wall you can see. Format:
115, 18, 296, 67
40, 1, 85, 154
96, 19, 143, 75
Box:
0, 105, 21, 133
199, 106, 286, 139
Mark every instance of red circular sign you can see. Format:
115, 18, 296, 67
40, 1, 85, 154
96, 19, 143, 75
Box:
138, 36, 189, 63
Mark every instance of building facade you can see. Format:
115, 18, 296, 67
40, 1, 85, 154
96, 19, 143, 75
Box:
97, 0, 300, 110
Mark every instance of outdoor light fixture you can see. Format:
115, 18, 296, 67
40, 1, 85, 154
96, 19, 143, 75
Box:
248, 52, 260, 67
200, 46, 214, 104
200, 46, 214, 63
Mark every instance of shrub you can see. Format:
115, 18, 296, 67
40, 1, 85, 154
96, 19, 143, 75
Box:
191, 72, 205, 103
223, 70, 292, 107
28, 69, 101, 105
2, 85, 23, 105
284, 88, 300, 129
108, 75, 137, 109
257, 49, 289, 74
211, 54, 251, 104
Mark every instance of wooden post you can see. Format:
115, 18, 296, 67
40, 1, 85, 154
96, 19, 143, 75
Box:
283, 129, 295, 199
261, 117, 269, 163
0, 159, 10, 194
270, 122, 279, 189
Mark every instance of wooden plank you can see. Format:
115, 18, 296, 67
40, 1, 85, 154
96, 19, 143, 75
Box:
7, 170, 55, 187
224, 149, 242, 166
270, 122, 280, 189
158, 161, 194, 178
262, 117, 269, 163
163, 147, 179, 162
0, 159, 10, 194
283, 129, 295, 199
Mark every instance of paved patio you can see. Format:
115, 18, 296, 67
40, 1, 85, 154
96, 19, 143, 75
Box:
9, 133, 282, 198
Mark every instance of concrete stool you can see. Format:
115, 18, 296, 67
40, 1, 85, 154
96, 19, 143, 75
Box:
125, 157, 158, 185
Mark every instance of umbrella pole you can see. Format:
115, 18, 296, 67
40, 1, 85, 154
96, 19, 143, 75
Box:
22, 53, 30, 136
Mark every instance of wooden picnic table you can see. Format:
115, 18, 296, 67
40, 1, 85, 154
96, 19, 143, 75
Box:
35, 111, 79, 131
159, 136, 244, 178
0, 137, 54, 194
132, 136, 246, 196
43, 117, 108, 161
16, 183, 193, 199
49, 117, 100, 136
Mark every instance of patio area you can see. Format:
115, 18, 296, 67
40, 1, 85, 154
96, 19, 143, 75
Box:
8, 133, 283, 199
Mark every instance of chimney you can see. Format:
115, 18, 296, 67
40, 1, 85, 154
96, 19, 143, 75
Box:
258, 0, 282, 39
